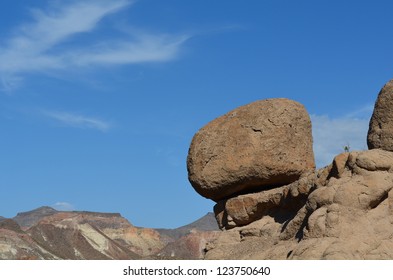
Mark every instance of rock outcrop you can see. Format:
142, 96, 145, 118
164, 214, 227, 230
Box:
368, 79, 393, 151
205, 150, 393, 259
186, 85, 393, 259
187, 98, 315, 201
214, 169, 328, 229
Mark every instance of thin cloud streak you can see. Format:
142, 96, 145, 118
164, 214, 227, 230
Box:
72, 35, 189, 66
0, 0, 188, 90
44, 111, 111, 132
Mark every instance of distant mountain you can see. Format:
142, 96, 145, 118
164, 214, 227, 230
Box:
0, 218, 57, 259
0, 216, 5, 222
0, 207, 220, 260
26, 212, 140, 259
152, 213, 220, 259
0, 219, 24, 233
13, 206, 58, 229
155, 212, 219, 241
156, 230, 220, 260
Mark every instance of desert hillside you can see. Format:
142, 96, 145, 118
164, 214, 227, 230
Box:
0, 207, 218, 260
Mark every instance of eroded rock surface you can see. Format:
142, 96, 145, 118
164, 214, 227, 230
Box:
205, 150, 393, 259
214, 168, 329, 229
368, 79, 393, 151
187, 98, 315, 201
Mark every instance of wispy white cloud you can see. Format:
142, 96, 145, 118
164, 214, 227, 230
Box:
311, 107, 372, 167
52, 202, 75, 211
0, 0, 189, 91
71, 34, 189, 67
43, 110, 111, 132
344, 104, 374, 119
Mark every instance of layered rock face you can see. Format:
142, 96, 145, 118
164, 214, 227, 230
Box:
187, 85, 393, 259
187, 98, 315, 201
368, 79, 393, 150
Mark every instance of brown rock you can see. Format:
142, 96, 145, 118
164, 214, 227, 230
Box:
368, 79, 393, 151
205, 150, 393, 260
187, 98, 315, 201
214, 172, 316, 229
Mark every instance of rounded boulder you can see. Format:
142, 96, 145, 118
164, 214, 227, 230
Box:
187, 98, 315, 201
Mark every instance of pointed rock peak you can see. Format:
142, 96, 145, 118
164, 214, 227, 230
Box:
13, 206, 59, 229
368, 78, 393, 151
15, 206, 57, 217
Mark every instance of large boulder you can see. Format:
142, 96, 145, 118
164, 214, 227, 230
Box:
368, 79, 393, 151
187, 98, 315, 201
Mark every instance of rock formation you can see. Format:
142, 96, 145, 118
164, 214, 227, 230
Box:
205, 150, 393, 259
368, 79, 393, 150
187, 86, 393, 259
187, 98, 315, 201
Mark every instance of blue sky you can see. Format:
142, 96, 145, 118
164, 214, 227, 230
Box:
1, 0, 393, 228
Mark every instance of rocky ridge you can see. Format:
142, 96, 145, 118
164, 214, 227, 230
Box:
0, 207, 218, 260
186, 78, 393, 259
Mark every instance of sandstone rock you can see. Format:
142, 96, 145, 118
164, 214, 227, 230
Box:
214, 171, 317, 229
187, 98, 315, 201
205, 150, 393, 259
214, 166, 332, 230
368, 79, 393, 151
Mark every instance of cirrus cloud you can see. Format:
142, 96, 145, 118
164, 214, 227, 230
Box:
43, 110, 112, 132
0, 0, 189, 91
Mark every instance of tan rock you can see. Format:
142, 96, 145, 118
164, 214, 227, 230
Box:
205, 150, 393, 260
187, 98, 315, 201
214, 168, 331, 230
329, 152, 349, 178
368, 79, 393, 151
